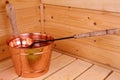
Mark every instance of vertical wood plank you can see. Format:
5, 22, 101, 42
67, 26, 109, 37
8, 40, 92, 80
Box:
75, 65, 111, 80
45, 60, 92, 80
106, 72, 120, 80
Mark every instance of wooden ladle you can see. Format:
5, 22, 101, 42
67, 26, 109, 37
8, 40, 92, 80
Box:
5, 1, 119, 49
6, 1, 19, 37
29, 28, 118, 48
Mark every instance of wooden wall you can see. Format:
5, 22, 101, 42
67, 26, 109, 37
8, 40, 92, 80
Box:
1, 0, 120, 71
43, 4, 120, 70
0, 0, 41, 61
42, 0, 120, 12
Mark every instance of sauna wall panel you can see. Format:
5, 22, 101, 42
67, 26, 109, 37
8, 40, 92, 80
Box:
44, 5, 120, 69
0, 0, 40, 12
42, 0, 120, 12
0, 0, 41, 60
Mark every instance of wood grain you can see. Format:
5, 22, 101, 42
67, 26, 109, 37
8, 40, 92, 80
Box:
16, 55, 76, 80
0, 45, 11, 61
106, 72, 120, 80
0, 58, 12, 72
0, 0, 41, 60
45, 60, 92, 80
75, 65, 111, 80
54, 40, 120, 69
42, 0, 120, 12
0, 51, 119, 80
0, 67, 18, 80
0, 0, 40, 12
44, 5, 120, 70
51, 51, 62, 60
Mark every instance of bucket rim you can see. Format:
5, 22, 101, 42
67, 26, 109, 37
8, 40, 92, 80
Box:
6, 33, 54, 48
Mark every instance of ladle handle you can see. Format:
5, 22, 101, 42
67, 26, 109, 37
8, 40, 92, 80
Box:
30, 28, 118, 48
6, 1, 19, 36
74, 28, 118, 39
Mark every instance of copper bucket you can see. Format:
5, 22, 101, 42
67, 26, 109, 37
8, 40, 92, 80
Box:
7, 33, 54, 78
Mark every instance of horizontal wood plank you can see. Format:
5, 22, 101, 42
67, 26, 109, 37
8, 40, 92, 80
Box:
44, 5, 120, 52
45, 60, 92, 80
0, 6, 41, 60
45, 23, 120, 53
0, 6, 40, 38
0, 0, 40, 12
75, 65, 111, 80
0, 45, 11, 61
43, 0, 120, 12
54, 40, 120, 69
44, 4, 120, 70
44, 5, 120, 30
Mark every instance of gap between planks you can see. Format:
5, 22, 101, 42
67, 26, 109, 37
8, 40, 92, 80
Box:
55, 49, 120, 73
0, 51, 63, 80
105, 72, 120, 80
0, 51, 120, 80
16, 52, 76, 80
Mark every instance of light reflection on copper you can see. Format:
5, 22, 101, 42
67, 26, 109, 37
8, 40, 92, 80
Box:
7, 33, 54, 78
7, 33, 54, 48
